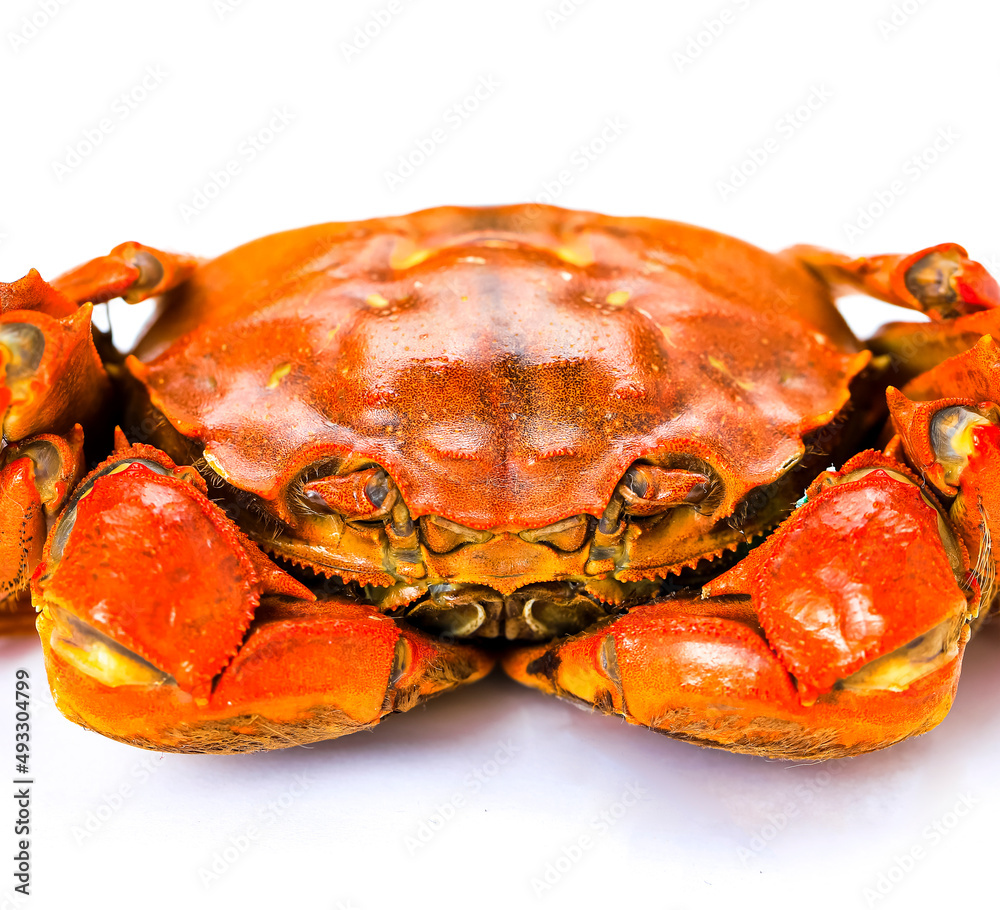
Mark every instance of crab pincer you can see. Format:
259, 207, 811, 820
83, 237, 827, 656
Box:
504, 461, 977, 757
33, 436, 493, 752
505, 385, 998, 759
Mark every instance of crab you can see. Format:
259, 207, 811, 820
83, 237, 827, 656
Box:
2, 204, 999, 758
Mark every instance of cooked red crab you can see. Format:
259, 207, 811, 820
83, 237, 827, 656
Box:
2, 205, 999, 757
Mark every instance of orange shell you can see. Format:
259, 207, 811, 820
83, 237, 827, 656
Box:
129, 204, 864, 530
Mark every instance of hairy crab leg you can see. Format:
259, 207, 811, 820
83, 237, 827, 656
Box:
0, 270, 107, 626
884, 336, 1000, 608
1, 264, 104, 629
32, 436, 493, 753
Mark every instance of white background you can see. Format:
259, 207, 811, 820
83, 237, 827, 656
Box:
2, 1, 999, 908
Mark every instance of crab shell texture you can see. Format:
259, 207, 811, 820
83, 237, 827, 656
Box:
122, 205, 869, 639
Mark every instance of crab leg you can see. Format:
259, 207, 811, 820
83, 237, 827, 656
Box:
0, 272, 105, 626
0, 428, 85, 630
883, 336, 1000, 604
1, 266, 105, 629
1, 273, 109, 442
2, 244, 198, 434
49, 242, 201, 307
32, 436, 493, 752
786, 243, 1000, 319
786, 243, 1000, 383
506, 372, 1000, 758
1, 246, 200, 626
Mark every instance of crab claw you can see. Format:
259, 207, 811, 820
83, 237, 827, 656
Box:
34, 444, 310, 698
507, 451, 975, 758
1, 271, 110, 442
707, 453, 973, 700
33, 442, 493, 752
504, 596, 963, 759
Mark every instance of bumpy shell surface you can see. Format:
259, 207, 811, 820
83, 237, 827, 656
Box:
130, 205, 866, 530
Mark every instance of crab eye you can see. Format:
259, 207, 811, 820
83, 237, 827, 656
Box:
302, 466, 398, 520
619, 464, 710, 515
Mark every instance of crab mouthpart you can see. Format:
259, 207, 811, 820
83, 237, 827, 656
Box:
371, 578, 663, 640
